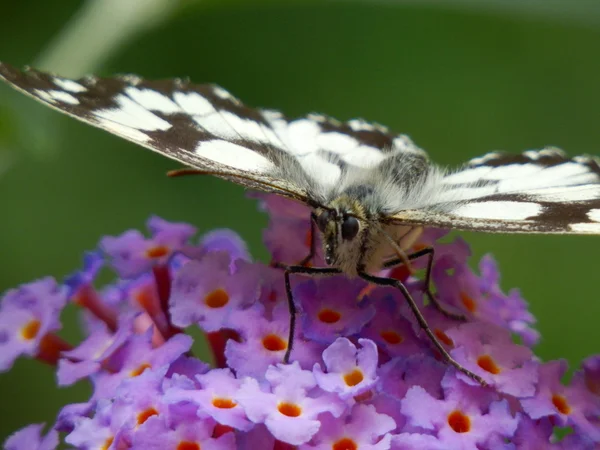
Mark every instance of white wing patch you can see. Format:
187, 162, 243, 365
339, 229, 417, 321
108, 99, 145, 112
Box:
94, 94, 172, 131
124, 87, 181, 114
451, 201, 543, 221
52, 77, 87, 93
172, 91, 214, 115
195, 140, 275, 172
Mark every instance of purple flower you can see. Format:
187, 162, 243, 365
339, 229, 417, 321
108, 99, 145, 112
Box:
0, 277, 69, 371
300, 404, 395, 450
4, 424, 58, 450
236, 362, 345, 445
57, 313, 136, 386
521, 360, 600, 442
400, 375, 519, 450
100, 216, 197, 278
313, 338, 379, 399
361, 304, 425, 359
199, 229, 251, 268
225, 303, 323, 378
164, 368, 254, 431
130, 416, 236, 450
169, 253, 260, 332
297, 277, 375, 344
1, 199, 599, 449
91, 330, 192, 399
434, 254, 539, 346
446, 322, 538, 397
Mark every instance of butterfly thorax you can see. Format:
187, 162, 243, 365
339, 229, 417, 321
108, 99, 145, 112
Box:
315, 194, 422, 276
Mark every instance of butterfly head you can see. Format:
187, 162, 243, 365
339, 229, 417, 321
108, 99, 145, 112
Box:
315, 196, 369, 272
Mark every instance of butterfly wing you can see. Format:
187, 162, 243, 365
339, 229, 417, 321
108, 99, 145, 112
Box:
0, 63, 427, 207
0, 63, 318, 201
387, 148, 600, 233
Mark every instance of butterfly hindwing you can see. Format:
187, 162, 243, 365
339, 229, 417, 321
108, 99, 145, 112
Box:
389, 148, 600, 234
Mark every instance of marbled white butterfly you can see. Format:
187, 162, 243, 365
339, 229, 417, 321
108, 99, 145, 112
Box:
2, 62, 599, 384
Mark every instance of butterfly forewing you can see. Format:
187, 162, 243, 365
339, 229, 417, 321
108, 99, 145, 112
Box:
2, 61, 600, 236
0, 62, 414, 204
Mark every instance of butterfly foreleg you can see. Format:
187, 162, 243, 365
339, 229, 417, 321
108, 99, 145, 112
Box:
282, 264, 342, 363
383, 247, 466, 321
358, 270, 485, 386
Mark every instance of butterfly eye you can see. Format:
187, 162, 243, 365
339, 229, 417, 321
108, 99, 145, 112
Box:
316, 211, 331, 233
341, 216, 360, 241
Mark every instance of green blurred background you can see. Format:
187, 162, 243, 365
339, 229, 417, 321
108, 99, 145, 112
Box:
1, 0, 599, 442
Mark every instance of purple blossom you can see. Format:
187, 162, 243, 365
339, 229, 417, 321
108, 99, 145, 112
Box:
0, 277, 69, 371
170, 252, 260, 332
236, 362, 345, 445
313, 338, 379, 399
446, 322, 539, 397
297, 277, 375, 344
164, 368, 254, 431
521, 360, 600, 442
130, 416, 236, 450
1, 202, 598, 449
100, 216, 196, 278
300, 404, 395, 450
400, 375, 519, 450
434, 253, 539, 346
4, 424, 58, 450
225, 303, 323, 378
361, 305, 425, 359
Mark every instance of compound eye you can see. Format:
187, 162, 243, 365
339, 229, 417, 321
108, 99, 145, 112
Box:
316, 210, 331, 233
341, 216, 360, 241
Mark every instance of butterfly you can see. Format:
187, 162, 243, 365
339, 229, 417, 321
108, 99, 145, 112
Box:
2, 62, 599, 385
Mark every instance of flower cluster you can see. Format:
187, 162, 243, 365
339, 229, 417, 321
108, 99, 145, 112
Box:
2, 195, 600, 449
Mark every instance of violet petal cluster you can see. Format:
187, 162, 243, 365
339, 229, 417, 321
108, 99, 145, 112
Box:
2, 194, 599, 450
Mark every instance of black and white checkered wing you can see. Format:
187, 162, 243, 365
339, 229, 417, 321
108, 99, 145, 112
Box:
390, 148, 600, 234
0, 63, 418, 206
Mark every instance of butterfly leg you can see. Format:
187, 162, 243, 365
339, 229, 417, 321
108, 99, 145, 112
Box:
384, 247, 466, 321
281, 264, 342, 363
358, 270, 486, 386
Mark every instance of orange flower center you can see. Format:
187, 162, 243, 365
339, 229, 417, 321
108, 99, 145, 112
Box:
212, 398, 236, 409
448, 410, 471, 433
146, 245, 169, 258
137, 407, 158, 425
20, 319, 41, 340
318, 309, 341, 324
380, 330, 403, 345
477, 355, 501, 374
177, 442, 200, 450
552, 394, 571, 415
204, 289, 229, 308
129, 363, 152, 377
262, 334, 287, 352
278, 402, 301, 417
434, 329, 454, 347
343, 369, 364, 387
101, 437, 114, 450
333, 438, 357, 450
460, 292, 477, 313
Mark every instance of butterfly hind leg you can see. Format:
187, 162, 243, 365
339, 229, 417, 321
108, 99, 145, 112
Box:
359, 270, 486, 386
384, 247, 466, 321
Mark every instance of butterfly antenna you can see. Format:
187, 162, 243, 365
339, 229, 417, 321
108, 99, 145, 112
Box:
373, 223, 416, 275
